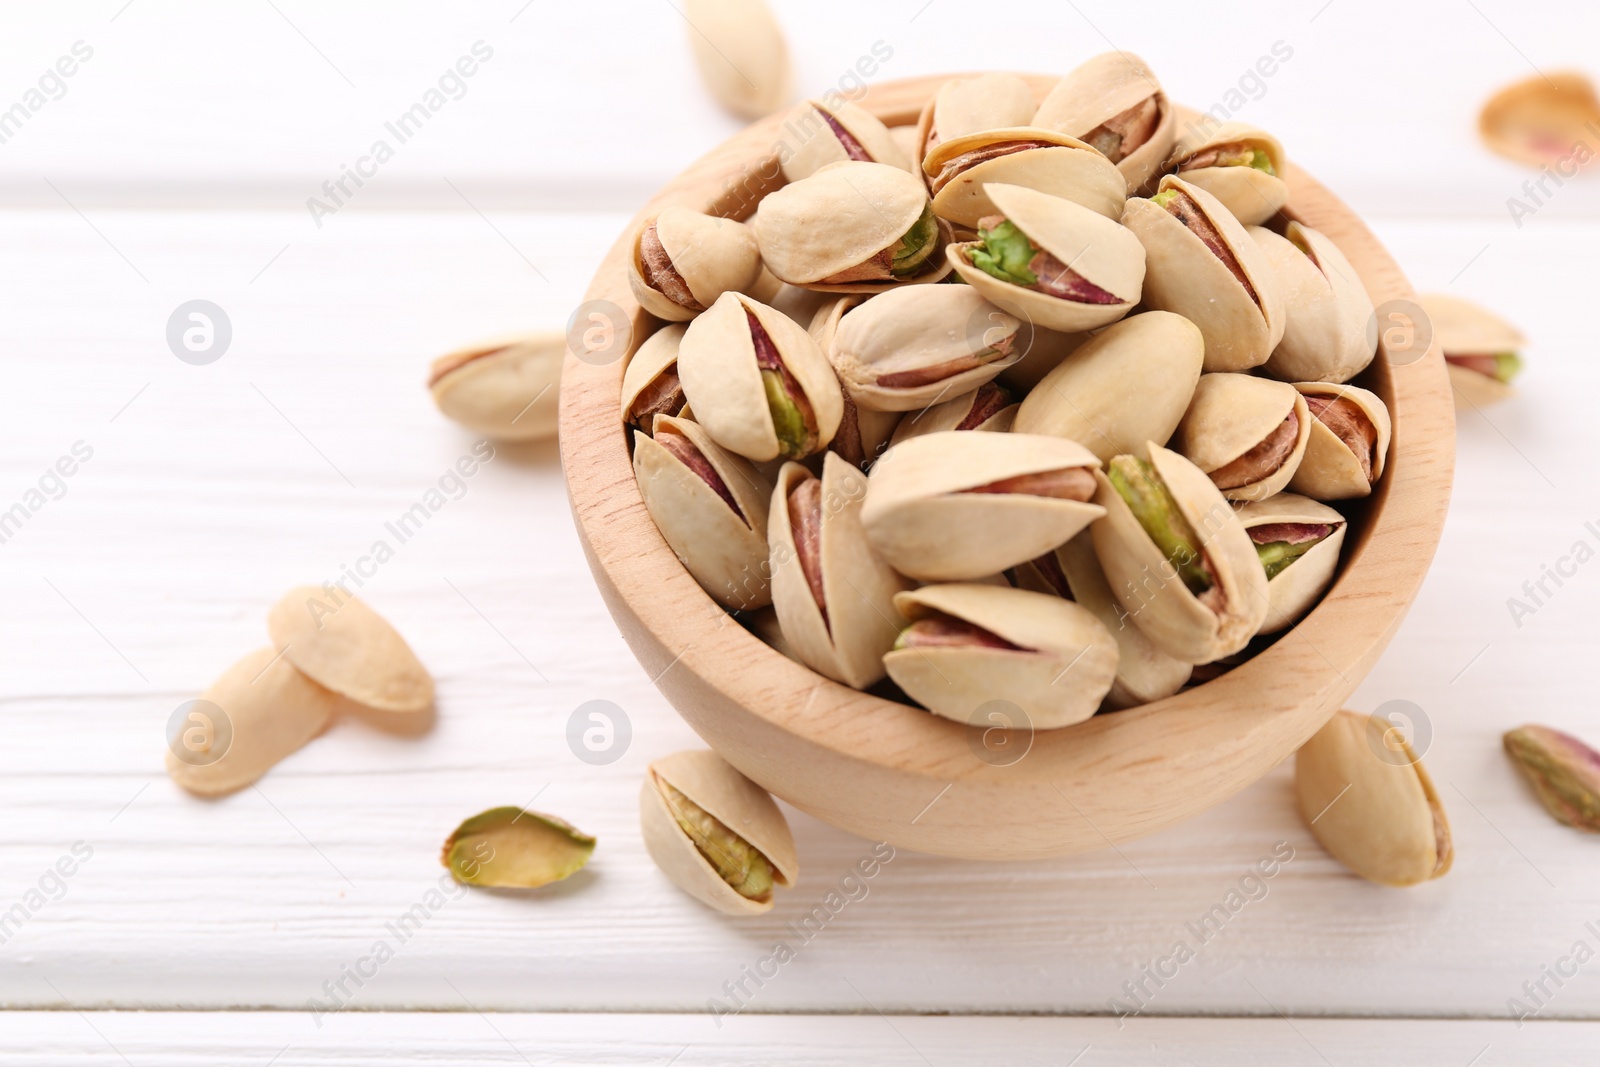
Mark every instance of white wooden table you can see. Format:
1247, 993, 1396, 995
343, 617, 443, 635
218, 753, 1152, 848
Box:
4, 2, 1600, 1062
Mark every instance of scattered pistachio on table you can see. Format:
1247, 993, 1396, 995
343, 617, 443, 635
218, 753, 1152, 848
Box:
428, 333, 563, 442
1504, 725, 1600, 832
1478, 71, 1600, 170
682, 0, 791, 120
1418, 292, 1528, 411
442, 807, 596, 888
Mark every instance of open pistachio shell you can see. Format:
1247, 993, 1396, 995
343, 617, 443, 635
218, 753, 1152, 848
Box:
949, 182, 1144, 333
268, 587, 434, 713
885, 583, 1118, 729
677, 291, 843, 462
861, 430, 1104, 581
1013, 311, 1203, 463
996, 327, 1088, 394
428, 333, 563, 442
683, 0, 790, 119
1032, 51, 1176, 191
1090, 444, 1270, 664
781, 98, 910, 182
441, 807, 595, 888
915, 72, 1039, 173
164, 647, 340, 796
1479, 71, 1600, 169
640, 750, 798, 916
770, 455, 911, 689
1121, 175, 1285, 372
828, 285, 1022, 412
1418, 292, 1526, 410
627, 207, 762, 322
1296, 710, 1452, 887
887, 382, 1016, 449
634, 414, 774, 610
1254, 222, 1377, 384
1169, 121, 1288, 226
1176, 373, 1310, 502
923, 127, 1127, 228
828, 392, 900, 473
1286, 382, 1391, 501
621, 324, 689, 434
1234, 492, 1346, 634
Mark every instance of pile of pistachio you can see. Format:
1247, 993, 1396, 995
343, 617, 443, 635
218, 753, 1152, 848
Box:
623, 55, 1396, 730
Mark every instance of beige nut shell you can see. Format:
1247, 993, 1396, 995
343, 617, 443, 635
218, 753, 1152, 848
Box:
1287, 382, 1391, 500
268, 587, 434, 713
923, 127, 1127, 227
781, 98, 910, 182
620, 324, 687, 428
1419, 292, 1525, 410
1235, 492, 1347, 634
429, 333, 563, 442
1176, 373, 1311, 502
682, 0, 791, 119
1171, 121, 1289, 226
887, 385, 1016, 448
1032, 51, 1176, 191
915, 72, 1038, 170
627, 208, 762, 322
640, 749, 799, 916
1255, 222, 1377, 384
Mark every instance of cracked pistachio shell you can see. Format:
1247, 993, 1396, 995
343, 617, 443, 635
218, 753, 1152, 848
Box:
165, 647, 339, 796
640, 750, 798, 916
268, 587, 434, 713
861, 430, 1104, 581
886, 583, 1118, 729
677, 292, 843, 462
1013, 311, 1203, 463
1234, 492, 1346, 635
923, 127, 1127, 228
887, 383, 1016, 449
634, 414, 774, 610
997, 327, 1088, 394
805, 294, 864, 353
828, 285, 1022, 412
428, 333, 562, 442
1287, 382, 1391, 501
1032, 51, 1176, 191
1122, 175, 1286, 372
1419, 292, 1527, 409
949, 182, 1145, 333
915, 72, 1038, 171
1176, 373, 1311, 502
755, 161, 953, 292
770, 455, 911, 688
683, 0, 790, 119
627, 208, 762, 322
1296, 710, 1452, 886
1170, 121, 1288, 225
1090, 444, 1270, 664
441, 807, 595, 888
621, 324, 688, 433
782, 99, 910, 182
1479, 71, 1600, 169
828, 392, 900, 473
1254, 222, 1377, 384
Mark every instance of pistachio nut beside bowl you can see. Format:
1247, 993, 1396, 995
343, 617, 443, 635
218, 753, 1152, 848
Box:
1175, 373, 1311, 502
627, 207, 762, 322
887, 382, 1016, 449
1234, 493, 1346, 634
1032, 51, 1175, 191
915, 72, 1038, 173
620, 324, 689, 435
1167, 121, 1288, 226
682, 0, 790, 119
1287, 382, 1391, 501
429, 333, 563, 442
1252, 222, 1377, 384
1417, 292, 1527, 409
923, 126, 1126, 228
781, 97, 909, 181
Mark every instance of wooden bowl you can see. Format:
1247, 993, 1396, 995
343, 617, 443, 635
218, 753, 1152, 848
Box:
560, 74, 1455, 861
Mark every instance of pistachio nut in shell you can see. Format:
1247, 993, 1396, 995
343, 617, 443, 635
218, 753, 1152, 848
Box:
164, 647, 339, 797
1168, 121, 1288, 226
1296, 710, 1452, 887
1504, 724, 1600, 832
1253, 222, 1377, 384
828, 285, 1022, 412
861, 430, 1104, 581
997, 327, 1088, 394
1090, 444, 1270, 664
770, 455, 910, 689
621, 324, 689, 435
640, 750, 798, 916
634, 414, 774, 611
267, 586, 434, 714
949, 182, 1145, 333
428, 333, 562, 442
1234, 492, 1346, 634
1013, 311, 1203, 464
682, 0, 790, 119
627, 207, 762, 321
1032, 51, 1176, 191
781, 98, 910, 181
827, 391, 900, 473
1418, 292, 1526, 409
923, 127, 1127, 228
1121, 175, 1285, 372
887, 381, 1016, 449
1176, 373, 1310, 502
677, 291, 843, 462
1479, 70, 1600, 170
915, 72, 1038, 172
441, 807, 595, 888
1286, 382, 1391, 501
886, 583, 1118, 729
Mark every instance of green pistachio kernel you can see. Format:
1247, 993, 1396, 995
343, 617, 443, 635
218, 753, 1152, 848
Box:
1494, 351, 1523, 383
969, 219, 1038, 286
659, 779, 774, 899
762, 369, 809, 458
1107, 455, 1212, 596
1256, 539, 1320, 581
1249, 148, 1276, 175
1151, 188, 1180, 209
891, 204, 940, 277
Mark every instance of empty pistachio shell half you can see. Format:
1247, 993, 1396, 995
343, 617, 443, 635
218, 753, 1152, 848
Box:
640, 750, 798, 916
677, 291, 843, 462
948, 182, 1145, 334
683, 0, 790, 119
1032, 51, 1175, 191
1418, 292, 1527, 410
1090, 444, 1270, 664
915, 72, 1038, 172
1013, 311, 1203, 463
923, 126, 1127, 228
886, 583, 1118, 729
781, 98, 910, 182
1504, 724, 1600, 832
770, 454, 910, 689
627, 208, 762, 321
267, 587, 434, 713
621, 324, 689, 435
861, 430, 1105, 581
1168, 121, 1288, 226
441, 807, 595, 888
1254, 222, 1377, 384
634, 414, 773, 611
887, 381, 1016, 449
1234, 492, 1346, 634
428, 333, 562, 442
165, 647, 339, 796
1121, 175, 1285, 372
1296, 710, 1452, 887
1479, 71, 1600, 169
1176, 373, 1311, 502
1286, 382, 1391, 501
